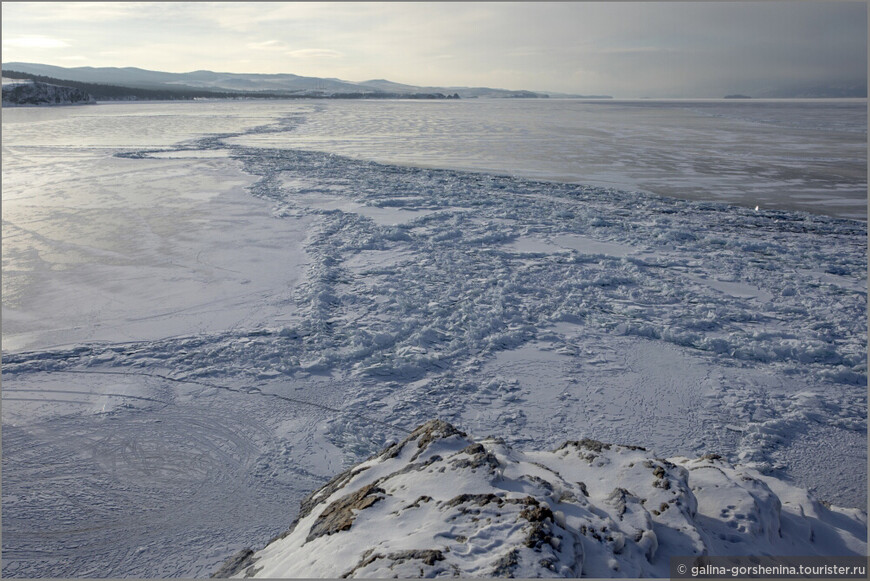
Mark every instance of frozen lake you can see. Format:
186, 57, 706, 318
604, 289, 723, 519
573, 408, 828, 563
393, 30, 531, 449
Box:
228, 98, 868, 220
1, 99, 867, 577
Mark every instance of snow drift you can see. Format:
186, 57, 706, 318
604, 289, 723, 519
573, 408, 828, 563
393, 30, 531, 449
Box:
213, 419, 866, 578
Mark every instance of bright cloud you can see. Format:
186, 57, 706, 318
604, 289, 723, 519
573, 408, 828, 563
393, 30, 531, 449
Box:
286, 49, 343, 59
3, 35, 69, 49
247, 40, 290, 51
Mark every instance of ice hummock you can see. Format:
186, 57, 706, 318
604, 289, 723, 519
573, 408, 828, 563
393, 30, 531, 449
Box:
213, 419, 866, 578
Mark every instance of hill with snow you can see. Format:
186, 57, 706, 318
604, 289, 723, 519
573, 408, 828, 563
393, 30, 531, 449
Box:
1, 62, 575, 99
213, 420, 866, 578
1, 78, 95, 106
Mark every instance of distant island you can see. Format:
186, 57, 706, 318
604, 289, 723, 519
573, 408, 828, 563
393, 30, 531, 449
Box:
2, 63, 610, 101
723, 94, 751, 99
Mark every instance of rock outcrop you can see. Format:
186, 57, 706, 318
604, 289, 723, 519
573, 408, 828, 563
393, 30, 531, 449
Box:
214, 419, 867, 578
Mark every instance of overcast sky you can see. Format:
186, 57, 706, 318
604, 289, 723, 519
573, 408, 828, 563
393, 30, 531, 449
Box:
2, 1, 866, 97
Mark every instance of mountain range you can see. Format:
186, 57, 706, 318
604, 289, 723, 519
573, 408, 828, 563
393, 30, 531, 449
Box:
1, 62, 612, 99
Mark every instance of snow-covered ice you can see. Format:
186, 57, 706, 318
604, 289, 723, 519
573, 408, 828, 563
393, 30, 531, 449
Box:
226, 99, 867, 220
2, 100, 866, 577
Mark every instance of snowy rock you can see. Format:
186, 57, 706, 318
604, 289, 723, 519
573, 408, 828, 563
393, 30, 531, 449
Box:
214, 420, 866, 578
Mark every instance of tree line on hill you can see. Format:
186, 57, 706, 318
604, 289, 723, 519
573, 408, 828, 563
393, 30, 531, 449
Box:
1, 70, 461, 101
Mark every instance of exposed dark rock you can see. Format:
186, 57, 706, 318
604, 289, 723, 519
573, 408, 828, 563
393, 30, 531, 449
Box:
379, 419, 466, 463
519, 497, 556, 550
441, 493, 505, 509
300, 465, 370, 521
519, 497, 554, 524
556, 438, 612, 453
450, 444, 501, 472
210, 548, 256, 578
526, 475, 554, 493
403, 495, 433, 510
409, 419, 467, 461
306, 482, 385, 542
490, 548, 520, 577
606, 487, 639, 518
389, 454, 444, 479
392, 549, 445, 566
557, 438, 647, 453
341, 549, 445, 577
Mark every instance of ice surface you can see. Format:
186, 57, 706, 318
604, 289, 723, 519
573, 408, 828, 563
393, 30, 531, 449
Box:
1, 151, 311, 352
225, 99, 867, 220
2, 101, 866, 577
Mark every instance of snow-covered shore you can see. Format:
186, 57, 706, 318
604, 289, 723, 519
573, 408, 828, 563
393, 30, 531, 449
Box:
2, 101, 866, 577
215, 419, 866, 578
